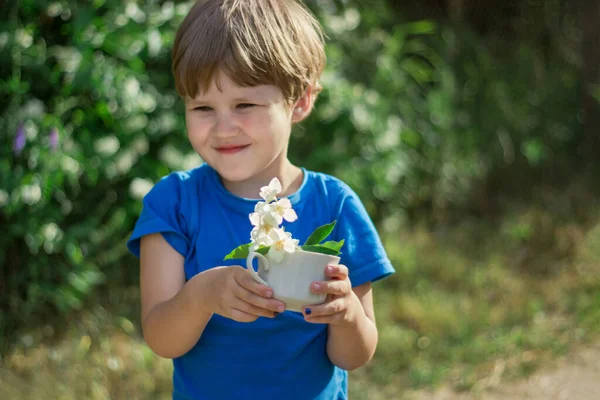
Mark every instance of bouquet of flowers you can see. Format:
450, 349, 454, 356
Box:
224, 178, 344, 262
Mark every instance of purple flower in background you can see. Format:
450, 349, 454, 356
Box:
49, 127, 59, 151
13, 122, 26, 155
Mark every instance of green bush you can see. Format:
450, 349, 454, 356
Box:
0, 0, 194, 351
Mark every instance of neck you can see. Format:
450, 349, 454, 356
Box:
221, 159, 303, 199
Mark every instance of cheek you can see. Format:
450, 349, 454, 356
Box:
238, 113, 273, 138
239, 108, 292, 142
185, 115, 209, 138
264, 107, 293, 134
185, 112, 196, 131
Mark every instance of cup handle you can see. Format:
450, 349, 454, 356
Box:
246, 252, 270, 286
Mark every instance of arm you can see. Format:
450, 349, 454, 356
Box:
140, 233, 285, 359
302, 265, 379, 371
306, 182, 393, 369
326, 283, 378, 370
140, 233, 212, 358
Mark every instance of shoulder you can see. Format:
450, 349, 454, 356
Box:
304, 170, 356, 199
304, 169, 360, 209
148, 163, 210, 199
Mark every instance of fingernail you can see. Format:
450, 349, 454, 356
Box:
266, 290, 273, 297
305, 308, 312, 315
326, 266, 334, 273
277, 305, 285, 312
313, 283, 321, 290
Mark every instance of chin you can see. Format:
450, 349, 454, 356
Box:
214, 166, 256, 183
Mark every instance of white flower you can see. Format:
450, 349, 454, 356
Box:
250, 201, 282, 228
250, 224, 275, 250
254, 202, 269, 214
267, 228, 299, 262
249, 211, 261, 227
250, 238, 272, 252
249, 202, 272, 227
272, 198, 298, 223
245, 178, 299, 258
259, 177, 282, 203
261, 209, 282, 227
251, 198, 297, 227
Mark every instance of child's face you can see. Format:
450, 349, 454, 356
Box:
185, 72, 309, 185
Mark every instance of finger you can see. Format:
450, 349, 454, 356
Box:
234, 267, 274, 298
235, 290, 285, 316
325, 264, 348, 280
311, 279, 351, 296
303, 298, 346, 318
303, 298, 348, 324
303, 313, 344, 324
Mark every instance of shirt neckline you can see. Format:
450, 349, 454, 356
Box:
205, 164, 311, 213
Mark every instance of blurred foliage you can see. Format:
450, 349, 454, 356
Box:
0, 0, 196, 352
300, 0, 584, 222
0, 0, 592, 353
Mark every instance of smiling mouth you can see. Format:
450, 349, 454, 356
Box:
215, 144, 250, 154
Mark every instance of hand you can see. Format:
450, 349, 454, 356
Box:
204, 266, 285, 322
302, 264, 359, 326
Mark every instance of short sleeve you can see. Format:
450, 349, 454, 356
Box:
334, 184, 395, 287
126, 174, 191, 258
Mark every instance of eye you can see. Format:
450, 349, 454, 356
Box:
236, 103, 256, 109
192, 106, 212, 112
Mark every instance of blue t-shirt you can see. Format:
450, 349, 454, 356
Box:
127, 163, 395, 400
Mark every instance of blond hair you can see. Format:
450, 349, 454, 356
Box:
172, 0, 326, 103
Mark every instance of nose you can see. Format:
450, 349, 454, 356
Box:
213, 112, 239, 139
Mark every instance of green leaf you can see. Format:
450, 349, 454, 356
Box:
301, 244, 341, 256
224, 243, 250, 260
320, 239, 344, 253
223, 243, 269, 260
255, 247, 269, 256
304, 221, 337, 246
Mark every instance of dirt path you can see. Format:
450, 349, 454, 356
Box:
408, 340, 600, 400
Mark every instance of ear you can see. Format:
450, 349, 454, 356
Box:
291, 86, 315, 124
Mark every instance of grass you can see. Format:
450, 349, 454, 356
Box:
1, 315, 172, 399
355, 203, 600, 397
2, 199, 600, 399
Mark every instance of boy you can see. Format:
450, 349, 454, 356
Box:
127, 1, 395, 398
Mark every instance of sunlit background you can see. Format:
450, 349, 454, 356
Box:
2, 0, 599, 399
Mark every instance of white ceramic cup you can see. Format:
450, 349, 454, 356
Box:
246, 249, 340, 313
